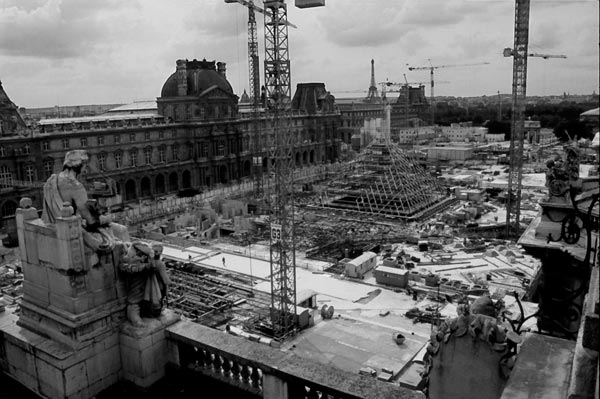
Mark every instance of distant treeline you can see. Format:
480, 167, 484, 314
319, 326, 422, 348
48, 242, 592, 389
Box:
434, 99, 599, 141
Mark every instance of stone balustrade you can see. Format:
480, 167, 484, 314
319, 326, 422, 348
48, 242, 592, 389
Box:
166, 320, 424, 399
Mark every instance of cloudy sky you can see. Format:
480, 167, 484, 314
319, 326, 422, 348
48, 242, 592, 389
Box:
0, 0, 598, 108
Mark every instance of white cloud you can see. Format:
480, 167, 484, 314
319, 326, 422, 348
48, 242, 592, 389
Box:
0, 0, 597, 107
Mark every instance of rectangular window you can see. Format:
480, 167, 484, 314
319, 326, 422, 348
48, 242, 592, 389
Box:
217, 142, 225, 156
80, 138, 87, 147
130, 151, 137, 167
172, 146, 179, 161
44, 161, 53, 178
43, 141, 50, 151
145, 132, 151, 141
25, 165, 35, 183
0, 166, 12, 187
159, 147, 165, 163
201, 142, 209, 158
159, 131, 164, 140
62, 139, 69, 149
98, 136, 104, 145
130, 133, 136, 142
98, 154, 106, 171
144, 148, 152, 164
23, 144, 30, 154
115, 153, 122, 169
114, 135, 120, 144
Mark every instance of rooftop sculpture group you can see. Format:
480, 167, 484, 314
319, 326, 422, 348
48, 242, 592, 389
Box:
42, 149, 170, 327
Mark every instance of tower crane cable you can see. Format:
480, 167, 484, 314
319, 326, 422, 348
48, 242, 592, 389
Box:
407, 61, 490, 124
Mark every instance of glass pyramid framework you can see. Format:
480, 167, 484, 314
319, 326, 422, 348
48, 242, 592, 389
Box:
322, 138, 449, 220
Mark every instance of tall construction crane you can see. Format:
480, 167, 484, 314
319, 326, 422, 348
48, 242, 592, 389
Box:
225, 0, 263, 196
225, 0, 297, 197
225, 0, 302, 339
262, 0, 323, 339
407, 61, 490, 124
503, 0, 566, 238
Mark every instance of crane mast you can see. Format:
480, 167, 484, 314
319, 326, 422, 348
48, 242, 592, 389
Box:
247, 3, 260, 105
505, 0, 530, 239
264, 0, 297, 339
247, 2, 263, 196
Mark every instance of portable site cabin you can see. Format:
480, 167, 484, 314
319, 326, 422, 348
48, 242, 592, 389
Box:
375, 266, 409, 288
342, 251, 377, 279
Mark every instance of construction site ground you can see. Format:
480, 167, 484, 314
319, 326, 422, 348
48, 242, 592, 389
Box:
146, 230, 541, 382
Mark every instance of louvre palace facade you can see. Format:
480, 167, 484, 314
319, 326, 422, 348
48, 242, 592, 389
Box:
0, 59, 341, 228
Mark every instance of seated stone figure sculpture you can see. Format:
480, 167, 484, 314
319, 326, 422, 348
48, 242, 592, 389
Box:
41, 150, 169, 326
42, 150, 130, 252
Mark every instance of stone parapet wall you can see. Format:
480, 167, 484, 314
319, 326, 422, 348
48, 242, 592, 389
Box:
167, 320, 424, 399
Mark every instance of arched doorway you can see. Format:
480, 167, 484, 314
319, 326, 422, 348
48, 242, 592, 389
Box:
310, 150, 315, 164
168, 172, 178, 192
219, 165, 228, 184
303, 151, 308, 164
155, 174, 165, 194
182, 170, 191, 189
125, 179, 137, 201
140, 177, 151, 197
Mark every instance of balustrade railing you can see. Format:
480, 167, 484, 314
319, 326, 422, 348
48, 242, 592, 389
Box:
167, 321, 424, 399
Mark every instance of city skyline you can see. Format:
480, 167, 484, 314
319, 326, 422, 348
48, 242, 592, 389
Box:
0, 0, 598, 108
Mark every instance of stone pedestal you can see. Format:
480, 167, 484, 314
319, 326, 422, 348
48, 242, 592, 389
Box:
1, 309, 121, 399
120, 310, 180, 388
0, 200, 178, 398
15, 203, 127, 349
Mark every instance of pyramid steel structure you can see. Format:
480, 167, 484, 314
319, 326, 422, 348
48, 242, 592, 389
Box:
322, 138, 450, 220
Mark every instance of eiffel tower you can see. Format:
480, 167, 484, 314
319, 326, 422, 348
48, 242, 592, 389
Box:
365, 59, 379, 103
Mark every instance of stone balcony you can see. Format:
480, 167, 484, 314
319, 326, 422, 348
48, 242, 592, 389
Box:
166, 321, 425, 399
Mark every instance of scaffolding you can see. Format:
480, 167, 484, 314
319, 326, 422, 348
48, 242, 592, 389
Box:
322, 139, 449, 220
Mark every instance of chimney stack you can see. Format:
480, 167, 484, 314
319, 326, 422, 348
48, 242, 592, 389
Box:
217, 62, 227, 79
176, 59, 188, 96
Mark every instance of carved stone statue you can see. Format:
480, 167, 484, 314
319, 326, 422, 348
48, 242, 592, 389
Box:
116, 241, 170, 326
544, 145, 581, 202
42, 150, 130, 251
41, 150, 169, 326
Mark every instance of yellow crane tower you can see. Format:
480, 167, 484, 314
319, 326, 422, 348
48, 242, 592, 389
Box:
407, 61, 490, 124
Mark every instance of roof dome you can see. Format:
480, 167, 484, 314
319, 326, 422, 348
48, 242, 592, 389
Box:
160, 59, 234, 98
